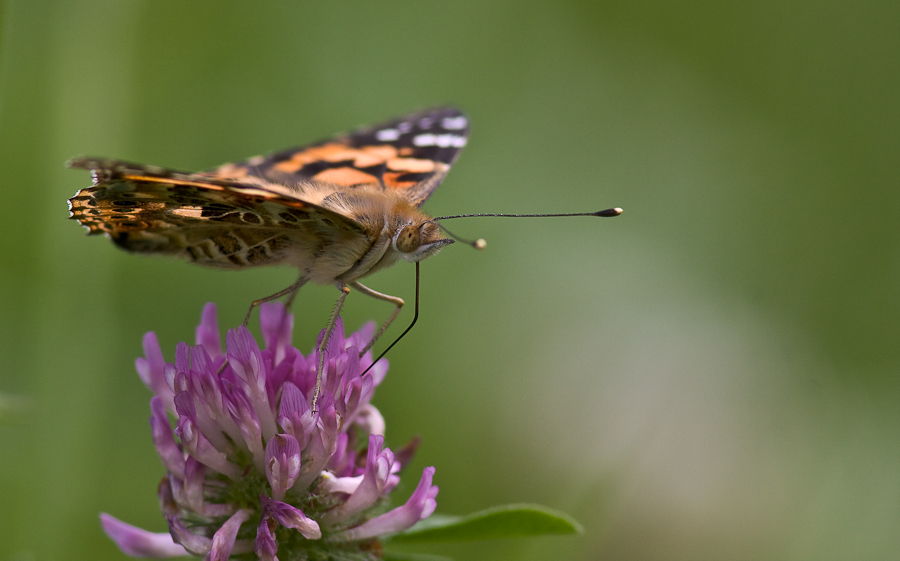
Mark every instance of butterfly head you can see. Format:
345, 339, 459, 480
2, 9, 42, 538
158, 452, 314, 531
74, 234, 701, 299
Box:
393, 220, 453, 263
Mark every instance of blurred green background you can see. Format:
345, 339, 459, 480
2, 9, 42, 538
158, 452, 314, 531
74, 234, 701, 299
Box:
1, 1, 899, 560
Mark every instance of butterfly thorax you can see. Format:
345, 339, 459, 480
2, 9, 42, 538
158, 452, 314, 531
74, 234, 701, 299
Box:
302, 183, 450, 284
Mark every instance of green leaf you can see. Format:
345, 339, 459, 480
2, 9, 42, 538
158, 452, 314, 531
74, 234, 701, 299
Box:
386, 504, 584, 543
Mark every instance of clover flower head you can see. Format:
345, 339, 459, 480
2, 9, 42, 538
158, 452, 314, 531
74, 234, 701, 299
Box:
103, 302, 437, 561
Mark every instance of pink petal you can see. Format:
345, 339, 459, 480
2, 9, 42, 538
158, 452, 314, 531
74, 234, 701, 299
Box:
205, 509, 252, 561
100, 513, 187, 558
336, 466, 438, 541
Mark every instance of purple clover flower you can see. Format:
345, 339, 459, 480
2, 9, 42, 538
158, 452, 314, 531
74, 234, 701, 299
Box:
102, 303, 437, 560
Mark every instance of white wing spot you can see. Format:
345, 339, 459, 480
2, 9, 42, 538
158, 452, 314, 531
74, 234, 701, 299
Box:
171, 207, 204, 218
413, 133, 436, 146
397, 122, 413, 133
413, 133, 467, 148
375, 128, 400, 141
247, 155, 265, 165
419, 117, 433, 129
441, 116, 468, 130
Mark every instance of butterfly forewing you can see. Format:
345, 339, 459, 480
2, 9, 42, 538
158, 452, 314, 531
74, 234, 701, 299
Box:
209, 107, 469, 207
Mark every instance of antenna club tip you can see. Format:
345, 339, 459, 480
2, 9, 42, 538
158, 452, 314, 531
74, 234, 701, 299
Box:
595, 207, 624, 217
474, 238, 487, 250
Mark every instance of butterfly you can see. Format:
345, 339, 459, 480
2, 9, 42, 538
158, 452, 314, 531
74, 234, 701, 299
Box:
68, 107, 621, 404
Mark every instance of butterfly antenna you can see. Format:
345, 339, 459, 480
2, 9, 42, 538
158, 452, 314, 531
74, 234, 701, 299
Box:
434, 207, 623, 220
361, 262, 421, 377
432, 207, 621, 250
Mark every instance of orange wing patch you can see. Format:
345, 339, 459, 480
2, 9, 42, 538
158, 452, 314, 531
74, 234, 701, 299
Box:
211, 163, 252, 180
386, 157, 436, 173
382, 172, 419, 189
312, 167, 380, 185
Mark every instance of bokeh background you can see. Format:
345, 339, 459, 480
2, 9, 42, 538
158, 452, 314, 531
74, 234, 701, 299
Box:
1, 1, 899, 560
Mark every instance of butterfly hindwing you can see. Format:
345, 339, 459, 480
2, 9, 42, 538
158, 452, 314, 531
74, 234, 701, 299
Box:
67, 158, 364, 268
210, 107, 469, 207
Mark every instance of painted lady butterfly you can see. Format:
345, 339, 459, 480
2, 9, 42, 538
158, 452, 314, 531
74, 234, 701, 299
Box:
69, 107, 467, 280
68, 107, 620, 402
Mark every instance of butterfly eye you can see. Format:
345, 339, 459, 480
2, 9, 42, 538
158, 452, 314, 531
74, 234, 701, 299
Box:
394, 224, 421, 253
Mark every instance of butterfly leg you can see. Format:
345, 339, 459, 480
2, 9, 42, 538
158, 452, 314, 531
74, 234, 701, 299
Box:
214, 274, 309, 376
349, 281, 405, 356
312, 284, 352, 411
242, 274, 308, 327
